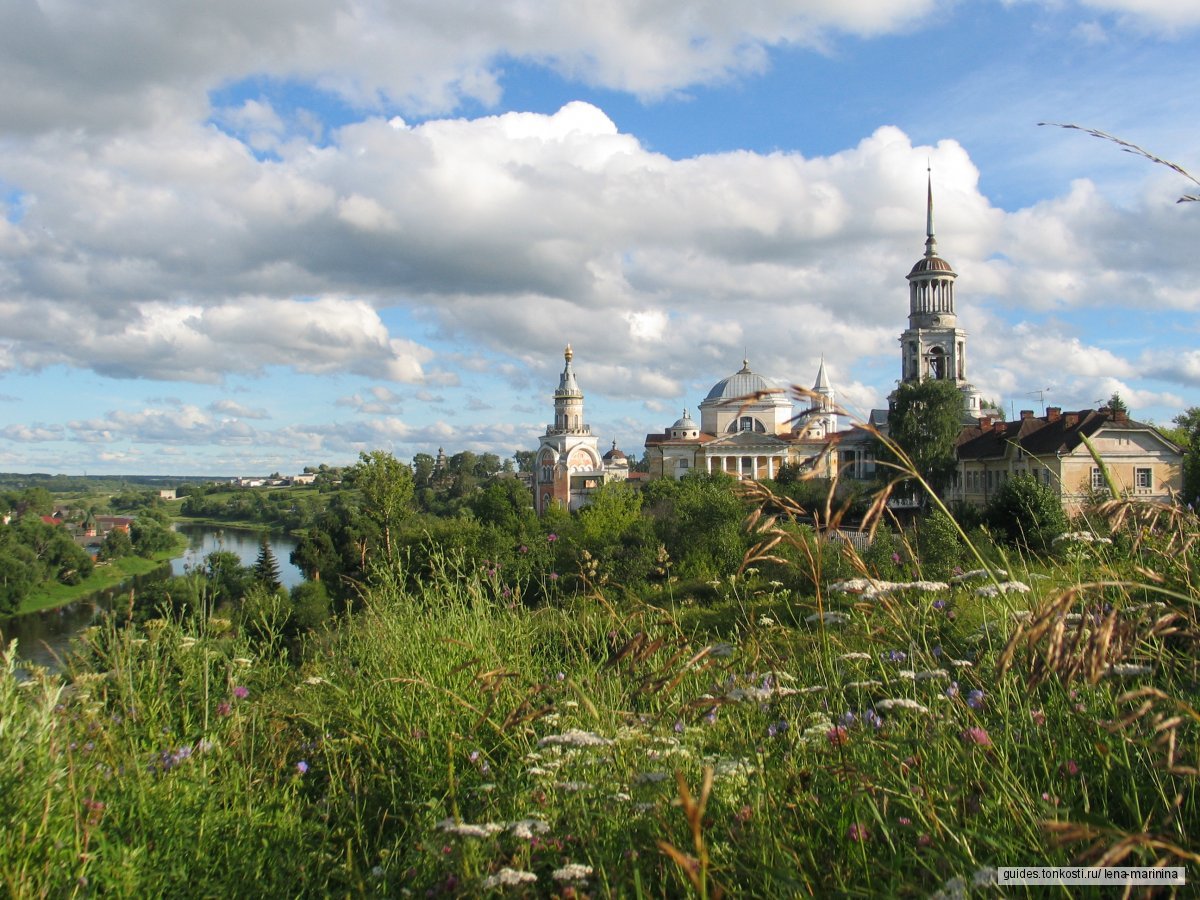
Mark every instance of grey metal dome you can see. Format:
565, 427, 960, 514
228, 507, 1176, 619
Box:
703, 360, 781, 402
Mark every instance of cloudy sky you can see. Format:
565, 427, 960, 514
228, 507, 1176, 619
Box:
1, 0, 1197, 475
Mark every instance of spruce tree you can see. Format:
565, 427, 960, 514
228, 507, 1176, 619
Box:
253, 533, 282, 591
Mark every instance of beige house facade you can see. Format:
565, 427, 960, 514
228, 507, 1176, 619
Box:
954, 407, 1183, 514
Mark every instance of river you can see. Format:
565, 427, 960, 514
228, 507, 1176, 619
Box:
1, 524, 300, 672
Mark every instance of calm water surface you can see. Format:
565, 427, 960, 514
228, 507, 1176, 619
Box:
1, 525, 300, 671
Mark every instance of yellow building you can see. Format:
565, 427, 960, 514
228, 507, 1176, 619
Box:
954, 407, 1183, 513
642, 359, 837, 481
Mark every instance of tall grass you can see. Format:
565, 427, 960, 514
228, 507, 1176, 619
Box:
1, 461, 1196, 895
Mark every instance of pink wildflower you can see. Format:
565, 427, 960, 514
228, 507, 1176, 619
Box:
962, 726, 992, 747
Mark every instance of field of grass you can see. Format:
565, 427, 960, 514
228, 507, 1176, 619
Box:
1, 495, 1195, 897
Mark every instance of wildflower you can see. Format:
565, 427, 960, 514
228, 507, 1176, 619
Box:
826, 726, 849, 747
1105, 663, 1152, 677
232, 686, 249, 700
508, 819, 550, 840
962, 726, 992, 747
552, 864, 593, 882
967, 689, 985, 710
876, 698, 928, 713
806, 611, 849, 625
437, 819, 504, 838
538, 729, 612, 748
634, 772, 668, 784
847, 823, 869, 842
482, 868, 538, 889
296, 760, 309, 775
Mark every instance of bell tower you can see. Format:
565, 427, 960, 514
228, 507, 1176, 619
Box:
898, 169, 981, 414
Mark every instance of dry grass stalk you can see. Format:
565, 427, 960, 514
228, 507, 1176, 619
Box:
657, 766, 725, 899
1044, 820, 1200, 899
1107, 687, 1200, 777
1039, 123, 1200, 203
997, 583, 1182, 687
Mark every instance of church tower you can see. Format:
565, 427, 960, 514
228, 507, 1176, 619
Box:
534, 345, 604, 515
898, 170, 982, 414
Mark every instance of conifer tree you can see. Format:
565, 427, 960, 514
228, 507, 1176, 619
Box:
253, 533, 282, 591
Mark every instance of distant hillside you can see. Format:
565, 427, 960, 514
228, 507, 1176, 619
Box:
0, 473, 231, 492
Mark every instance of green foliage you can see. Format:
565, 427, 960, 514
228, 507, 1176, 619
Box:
1172, 407, 1200, 502
985, 474, 1068, 551
916, 508, 964, 579
130, 518, 175, 558
349, 451, 414, 558
253, 533, 283, 590
885, 378, 965, 493
98, 526, 134, 561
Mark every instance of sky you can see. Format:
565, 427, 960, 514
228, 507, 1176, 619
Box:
0, 0, 1198, 476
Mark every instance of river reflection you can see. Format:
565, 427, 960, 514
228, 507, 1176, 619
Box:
1, 525, 300, 671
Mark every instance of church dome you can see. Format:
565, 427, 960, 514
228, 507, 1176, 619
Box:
602, 440, 627, 462
703, 360, 781, 401
908, 255, 954, 275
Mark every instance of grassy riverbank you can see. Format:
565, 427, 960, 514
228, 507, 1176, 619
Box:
12, 534, 187, 617
2, 498, 1196, 896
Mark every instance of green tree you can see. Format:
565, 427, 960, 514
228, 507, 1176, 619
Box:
985, 474, 1068, 552
98, 526, 134, 561
885, 378, 966, 495
351, 451, 414, 558
1170, 407, 1200, 503
253, 534, 282, 590
291, 528, 338, 582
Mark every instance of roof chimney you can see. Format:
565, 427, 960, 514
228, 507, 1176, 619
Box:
1046, 407, 1062, 423
1020, 409, 1034, 419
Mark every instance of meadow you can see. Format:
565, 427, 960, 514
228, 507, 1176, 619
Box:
1, 486, 1196, 897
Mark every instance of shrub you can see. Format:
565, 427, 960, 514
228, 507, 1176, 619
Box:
985, 475, 1068, 551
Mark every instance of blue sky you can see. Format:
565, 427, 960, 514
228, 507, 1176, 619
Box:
0, 0, 1197, 474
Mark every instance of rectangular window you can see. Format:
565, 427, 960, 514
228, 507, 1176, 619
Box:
1091, 467, 1105, 490
1135, 467, 1152, 490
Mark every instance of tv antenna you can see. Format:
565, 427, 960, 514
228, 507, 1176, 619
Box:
1024, 387, 1051, 415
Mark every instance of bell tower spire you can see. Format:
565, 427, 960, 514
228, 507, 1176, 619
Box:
896, 169, 982, 414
